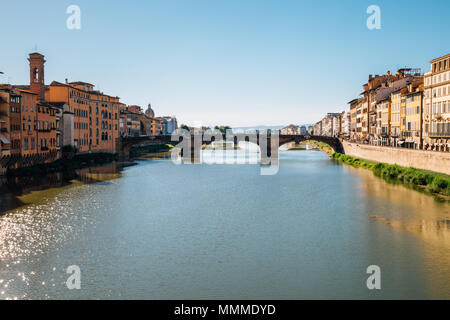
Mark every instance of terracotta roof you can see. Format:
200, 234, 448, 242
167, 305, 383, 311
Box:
14, 85, 30, 90
49, 81, 120, 99
17, 89, 37, 95
49, 81, 68, 87
69, 81, 94, 86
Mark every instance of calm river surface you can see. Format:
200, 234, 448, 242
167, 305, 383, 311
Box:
0, 150, 449, 299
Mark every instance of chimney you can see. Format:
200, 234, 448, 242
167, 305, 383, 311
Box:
65, 78, 68, 84
28, 53, 46, 102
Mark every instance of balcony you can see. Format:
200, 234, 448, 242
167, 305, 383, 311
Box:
402, 131, 410, 137
429, 131, 450, 138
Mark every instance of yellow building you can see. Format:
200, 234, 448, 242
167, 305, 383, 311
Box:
378, 97, 390, 141
400, 93, 407, 140
354, 98, 367, 141
403, 81, 424, 149
348, 99, 358, 140
390, 89, 404, 144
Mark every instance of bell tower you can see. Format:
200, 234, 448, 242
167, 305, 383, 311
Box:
28, 53, 46, 101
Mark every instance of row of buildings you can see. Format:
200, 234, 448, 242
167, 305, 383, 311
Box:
311, 53, 450, 152
280, 124, 308, 135
0, 53, 177, 168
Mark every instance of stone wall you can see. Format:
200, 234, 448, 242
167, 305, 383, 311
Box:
342, 140, 450, 175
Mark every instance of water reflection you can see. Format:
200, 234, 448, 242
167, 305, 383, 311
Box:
0, 152, 449, 299
342, 165, 450, 298
0, 162, 129, 214
0, 162, 130, 299
350, 166, 450, 248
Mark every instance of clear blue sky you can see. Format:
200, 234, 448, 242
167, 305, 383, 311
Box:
0, 0, 449, 127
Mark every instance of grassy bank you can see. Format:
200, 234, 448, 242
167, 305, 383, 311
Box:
331, 152, 450, 198
304, 140, 334, 154
7, 153, 118, 177
130, 144, 173, 157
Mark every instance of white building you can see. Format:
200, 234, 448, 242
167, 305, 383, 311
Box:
423, 54, 450, 151
158, 116, 178, 135
300, 125, 307, 135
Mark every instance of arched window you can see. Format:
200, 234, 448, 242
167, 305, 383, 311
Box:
33, 68, 39, 81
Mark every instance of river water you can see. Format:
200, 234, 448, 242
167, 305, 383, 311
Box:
0, 149, 449, 299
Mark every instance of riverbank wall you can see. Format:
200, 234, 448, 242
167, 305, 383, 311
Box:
342, 141, 450, 175
6, 152, 118, 177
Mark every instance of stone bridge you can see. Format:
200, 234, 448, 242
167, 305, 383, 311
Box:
118, 133, 343, 161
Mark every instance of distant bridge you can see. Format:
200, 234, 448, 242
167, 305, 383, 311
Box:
118, 133, 343, 161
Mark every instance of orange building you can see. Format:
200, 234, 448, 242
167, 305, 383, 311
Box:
36, 102, 58, 155
18, 89, 38, 156
0, 86, 24, 157
46, 80, 120, 153
8, 90, 21, 155
14, 53, 59, 158
152, 118, 162, 136
0, 87, 13, 157
13, 52, 121, 154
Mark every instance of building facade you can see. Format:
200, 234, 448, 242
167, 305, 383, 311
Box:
46, 80, 120, 153
403, 81, 424, 149
423, 54, 450, 151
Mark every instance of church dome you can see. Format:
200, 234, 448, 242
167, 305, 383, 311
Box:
145, 104, 155, 117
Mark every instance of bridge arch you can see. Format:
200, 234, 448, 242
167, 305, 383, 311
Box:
278, 135, 344, 154
118, 133, 344, 161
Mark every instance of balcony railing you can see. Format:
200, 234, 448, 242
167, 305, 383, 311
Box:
401, 131, 420, 138
429, 131, 450, 138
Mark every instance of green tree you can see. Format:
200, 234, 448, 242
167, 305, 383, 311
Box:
180, 124, 190, 131
214, 125, 232, 134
